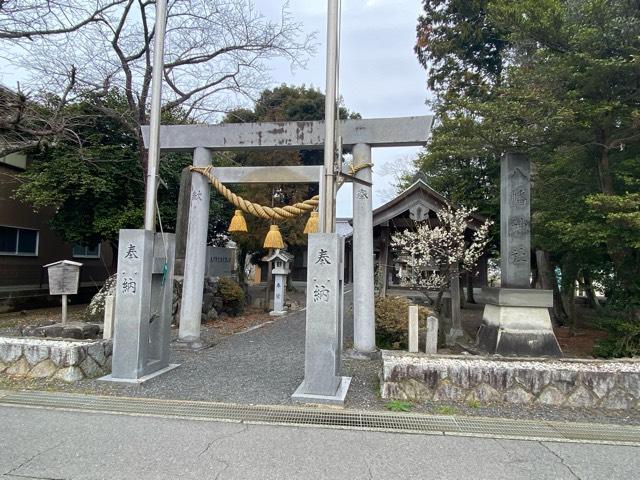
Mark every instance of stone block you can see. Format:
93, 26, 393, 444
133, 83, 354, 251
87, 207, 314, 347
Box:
55, 366, 84, 382
434, 381, 466, 401
50, 346, 83, 367
601, 389, 635, 410
24, 344, 50, 366
30, 360, 57, 378
425, 316, 438, 354
86, 343, 106, 366
550, 369, 579, 394
535, 386, 565, 406
0, 342, 22, 363
619, 373, 640, 397
502, 387, 533, 404
80, 355, 103, 378
0, 361, 6, 373
81, 324, 101, 339
408, 306, 418, 353
103, 294, 115, 339
583, 371, 617, 399
6, 357, 30, 376
485, 367, 516, 391
41, 325, 64, 337
565, 386, 597, 408
448, 364, 470, 389
467, 383, 499, 403
515, 368, 551, 395
385, 379, 433, 402
61, 326, 84, 339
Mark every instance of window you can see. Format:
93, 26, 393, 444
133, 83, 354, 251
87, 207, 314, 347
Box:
0, 226, 39, 255
72, 243, 101, 259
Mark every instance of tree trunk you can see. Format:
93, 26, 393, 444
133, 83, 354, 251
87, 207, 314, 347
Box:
465, 272, 475, 304
536, 249, 567, 326
582, 269, 601, 311
560, 255, 579, 334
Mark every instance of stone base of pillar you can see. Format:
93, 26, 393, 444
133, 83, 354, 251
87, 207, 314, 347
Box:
476, 288, 562, 357
269, 310, 287, 317
173, 336, 210, 351
100, 363, 180, 384
291, 376, 352, 406
343, 348, 380, 360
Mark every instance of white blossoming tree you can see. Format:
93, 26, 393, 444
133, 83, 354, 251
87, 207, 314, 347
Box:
391, 206, 493, 313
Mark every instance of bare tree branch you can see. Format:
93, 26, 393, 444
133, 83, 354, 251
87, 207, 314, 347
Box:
0, 0, 127, 40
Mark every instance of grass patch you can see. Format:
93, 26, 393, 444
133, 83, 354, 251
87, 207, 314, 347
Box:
435, 405, 458, 415
467, 399, 481, 409
385, 400, 413, 412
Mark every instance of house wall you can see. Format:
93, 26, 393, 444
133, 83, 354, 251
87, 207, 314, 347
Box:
0, 162, 113, 312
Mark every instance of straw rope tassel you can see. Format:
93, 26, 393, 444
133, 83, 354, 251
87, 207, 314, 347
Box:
228, 209, 248, 233
263, 224, 285, 249
304, 211, 319, 234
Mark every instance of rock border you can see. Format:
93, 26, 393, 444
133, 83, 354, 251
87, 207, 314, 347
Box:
381, 350, 640, 410
0, 337, 112, 381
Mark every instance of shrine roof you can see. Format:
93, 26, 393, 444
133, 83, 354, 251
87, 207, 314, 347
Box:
370, 177, 487, 230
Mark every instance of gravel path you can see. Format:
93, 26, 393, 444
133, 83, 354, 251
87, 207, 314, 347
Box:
1, 288, 639, 426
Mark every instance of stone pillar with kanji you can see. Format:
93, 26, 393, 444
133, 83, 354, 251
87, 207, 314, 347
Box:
477, 153, 562, 357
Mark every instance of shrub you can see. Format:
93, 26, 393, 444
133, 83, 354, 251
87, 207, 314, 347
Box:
216, 277, 245, 316
593, 314, 640, 358
375, 296, 431, 349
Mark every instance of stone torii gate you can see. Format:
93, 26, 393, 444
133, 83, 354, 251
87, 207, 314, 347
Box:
139, 115, 432, 402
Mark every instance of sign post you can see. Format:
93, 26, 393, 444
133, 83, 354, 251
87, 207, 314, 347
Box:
44, 260, 82, 324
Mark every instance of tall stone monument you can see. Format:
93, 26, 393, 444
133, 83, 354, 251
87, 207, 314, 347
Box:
292, 233, 351, 404
103, 230, 178, 382
477, 153, 562, 356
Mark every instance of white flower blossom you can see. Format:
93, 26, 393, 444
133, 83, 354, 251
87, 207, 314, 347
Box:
390, 206, 493, 294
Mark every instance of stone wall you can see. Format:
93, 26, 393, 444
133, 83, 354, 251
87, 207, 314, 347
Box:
381, 350, 640, 410
0, 337, 112, 381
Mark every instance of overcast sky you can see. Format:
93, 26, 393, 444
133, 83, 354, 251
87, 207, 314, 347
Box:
263, 0, 432, 217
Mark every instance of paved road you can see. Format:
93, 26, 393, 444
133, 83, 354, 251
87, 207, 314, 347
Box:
1, 405, 638, 480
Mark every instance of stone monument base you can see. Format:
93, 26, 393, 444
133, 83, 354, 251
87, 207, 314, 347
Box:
173, 336, 211, 351
291, 376, 352, 406
99, 363, 180, 384
476, 288, 562, 357
269, 310, 287, 317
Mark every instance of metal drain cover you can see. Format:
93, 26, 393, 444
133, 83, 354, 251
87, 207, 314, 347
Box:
1, 391, 638, 446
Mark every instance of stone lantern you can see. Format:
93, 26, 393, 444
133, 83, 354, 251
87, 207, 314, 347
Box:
262, 249, 294, 316
43, 260, 83, 324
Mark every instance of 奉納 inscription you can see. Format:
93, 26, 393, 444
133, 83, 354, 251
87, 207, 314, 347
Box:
313, 283, 330, 303
315, 249, 331, 265
121, 275, 138, 295
124, 243, 139, 260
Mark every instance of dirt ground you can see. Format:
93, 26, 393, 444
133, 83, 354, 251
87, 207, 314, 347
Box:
0, 298, 610, 358
0, 302, 287, 341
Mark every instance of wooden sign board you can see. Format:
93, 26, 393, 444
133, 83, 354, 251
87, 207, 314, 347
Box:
44, 260, 82, 295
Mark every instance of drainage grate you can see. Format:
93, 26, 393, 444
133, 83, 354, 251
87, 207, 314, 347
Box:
1, 391, 638, 445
